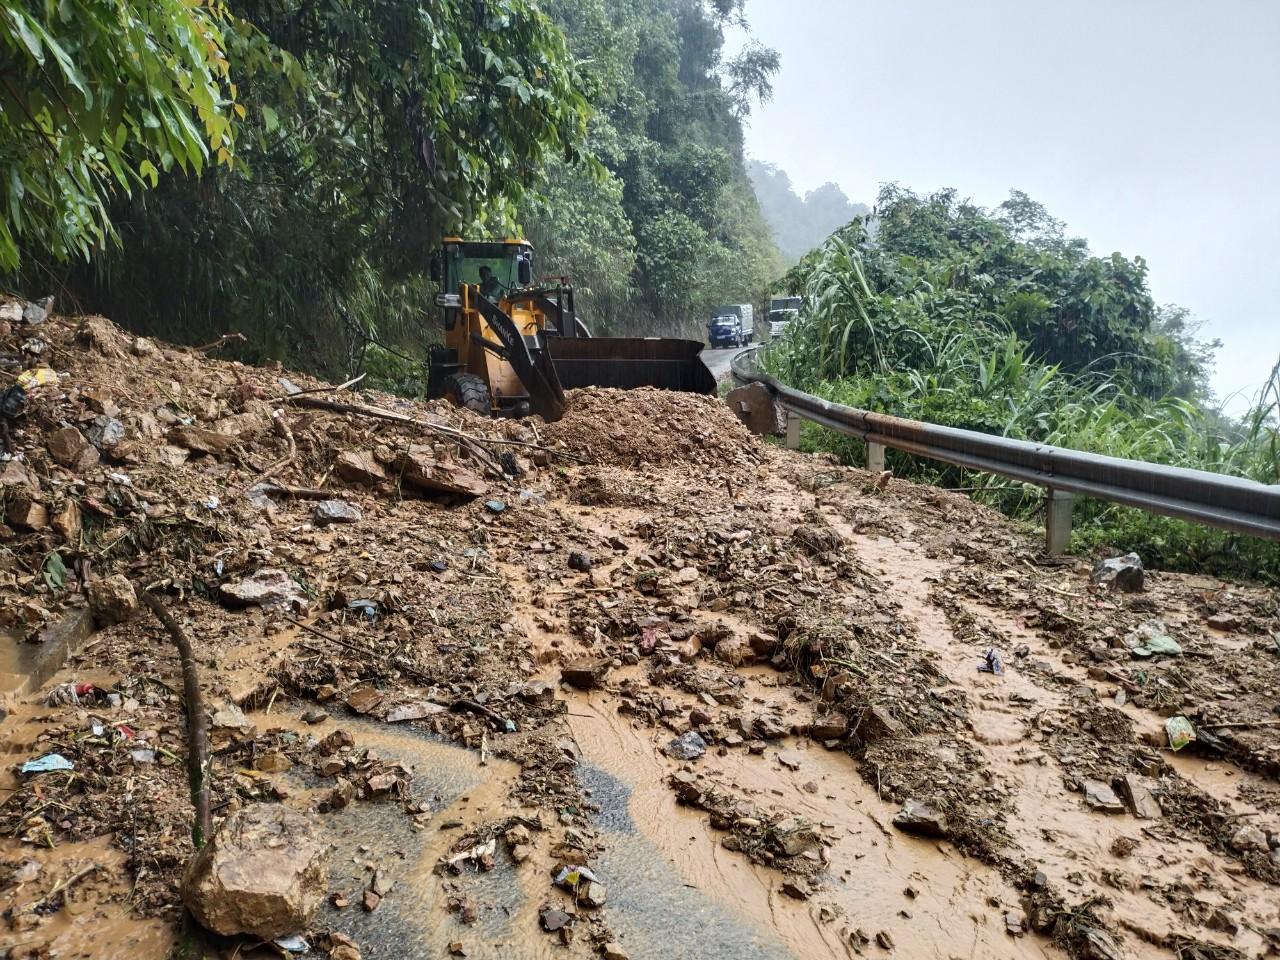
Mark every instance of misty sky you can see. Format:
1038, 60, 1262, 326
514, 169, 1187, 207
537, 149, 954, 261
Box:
728, 0, 1279, 410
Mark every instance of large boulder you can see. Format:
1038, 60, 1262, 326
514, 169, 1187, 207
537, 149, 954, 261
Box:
725, 382, 782, 436
219, 569, 308, 613
183, 804, 328, 939
87, 575, 139, 627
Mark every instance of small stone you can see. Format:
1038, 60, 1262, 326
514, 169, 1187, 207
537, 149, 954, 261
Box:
876, 930, 894, 950
47, 426, 99, 471
302, 709, 328, 725
219, 568, 308, 613
780, 880, 809, 900
1115, 774, 1162, 819
254, 750, 292, 773
809, 713, 848, 740
1091, 553, 1144, 592
579, 881, 607, 909
1229, 824, 1268, 854
777, 750, 802, 771
892, 799, 949, 838
857, 705, 905, 742
602, 943, 630, 960
87, 574, 139, 627
362, 889, 381, 912
313, 500, 362, 526
1205, 612, 1239, 632
334, 450, 387, 485
448, 942, 467, 957
666, 731, 707, 761
1004, 909, 1026, 936
561, 657, 610, 690
1082, 779, 1125, 813
567, 551, 592, 572
539, 905, 571, 932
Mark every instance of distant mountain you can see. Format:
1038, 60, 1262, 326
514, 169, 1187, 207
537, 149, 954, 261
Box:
748, 160, 870, 263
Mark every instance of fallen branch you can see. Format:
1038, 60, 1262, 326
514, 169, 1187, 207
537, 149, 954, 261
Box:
140, 591, 212, 848
1202, 719, 1280, 730
287, 616, 436, 687
275, 373, 366, 400
193, 332, 247, 354
285, 394, 587, 464
246, 482, 334, 501
229, 409, 296, 498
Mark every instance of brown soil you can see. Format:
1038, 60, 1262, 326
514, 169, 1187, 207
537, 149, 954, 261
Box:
0, 306, 1277, 960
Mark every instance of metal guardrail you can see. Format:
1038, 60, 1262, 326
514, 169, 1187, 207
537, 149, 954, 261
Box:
730, 349, 1280, 554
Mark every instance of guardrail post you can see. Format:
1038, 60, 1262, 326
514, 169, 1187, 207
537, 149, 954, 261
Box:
866, 441, 885, 473
785, 411, 801, 449
1045, 488, 1074, 556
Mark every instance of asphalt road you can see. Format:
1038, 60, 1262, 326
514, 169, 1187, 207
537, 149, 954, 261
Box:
702, 345, 749, 381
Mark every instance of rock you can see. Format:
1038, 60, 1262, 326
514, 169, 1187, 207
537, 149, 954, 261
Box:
780, 880, 809, 900
1080, 928, 1122, 960
1082, 779, 1125, 813
254, 751, 292, 773
131, 336, 156, 356
712, 636, 750, 666
219, 568, 308, 613
182, 804, 328, 939
152, 444, 190, 467
748, 632, 779, 657
313, 500, 362, 526
362, 890, 381, 912
384, 699, 445, 722
335, 450, 387, 485
725, 382, 783, 436
602, 943, 630, 960
876, 931, 894, 950
345, 685, 385, 716
567, 551, 592, 572
1229, 824, 1268, 854
539, 905, 572, 932
448, 942, 467, 957
561, 657, 610, 690
393, 446, 486, 497
767, 817, 820, 856
87, 575, 139, 627
167, 425, 236, 456
1205, 612, 1239, 632
0, 459, 33, 488
809, 713, 848, 740
579, 881, 607, 908
47, 426, 100, 471
892, 799, 949, 838
6, 495, 47, 530
22, 297, 51, 326
1115, 774, 1162, 819
51, 500, 81, 542
777, 750, 802, 771
85, 415, 126, 452
666, 731, 707, 761
1004, 909, 1026, 936
1091, 553, 1144, 592
857, 704, 905, 742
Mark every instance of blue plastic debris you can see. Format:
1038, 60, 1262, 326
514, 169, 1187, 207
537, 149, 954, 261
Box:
21, 753, 74, 774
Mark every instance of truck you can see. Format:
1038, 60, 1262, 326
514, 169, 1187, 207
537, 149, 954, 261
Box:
707, 304, 755, 348
768, 297, 802, 339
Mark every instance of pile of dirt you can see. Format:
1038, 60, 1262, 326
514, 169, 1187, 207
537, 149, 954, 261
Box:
542, 386, 764, 469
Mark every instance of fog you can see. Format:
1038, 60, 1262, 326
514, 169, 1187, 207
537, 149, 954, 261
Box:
730, 0, 1280, 411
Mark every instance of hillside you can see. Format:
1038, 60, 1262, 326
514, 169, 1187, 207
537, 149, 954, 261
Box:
748, 161, 870, 263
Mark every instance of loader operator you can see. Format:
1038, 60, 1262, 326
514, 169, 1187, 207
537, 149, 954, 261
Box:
478, 266, 503, 300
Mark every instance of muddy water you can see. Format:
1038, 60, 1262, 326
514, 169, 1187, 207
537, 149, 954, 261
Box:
843, 530, 1280, 958
566, 685, 1060, 960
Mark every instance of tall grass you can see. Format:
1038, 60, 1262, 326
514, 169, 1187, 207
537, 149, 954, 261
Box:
764, 240, 1280, 582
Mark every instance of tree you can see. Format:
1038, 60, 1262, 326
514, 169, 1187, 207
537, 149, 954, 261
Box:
0, 0, 244, 269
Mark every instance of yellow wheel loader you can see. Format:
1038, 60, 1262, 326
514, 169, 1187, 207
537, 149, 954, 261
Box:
426, 238, 714, 422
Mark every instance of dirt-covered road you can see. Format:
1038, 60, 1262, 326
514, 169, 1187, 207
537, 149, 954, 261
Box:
0, 309, 1277, 960
700, 345, 747, 381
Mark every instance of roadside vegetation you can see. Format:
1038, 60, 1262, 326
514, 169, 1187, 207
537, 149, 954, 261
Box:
1, 0, 779, 378
762, 186, 1280, 581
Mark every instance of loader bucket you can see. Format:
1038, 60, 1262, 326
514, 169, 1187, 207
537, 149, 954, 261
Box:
548, 337, 716, 395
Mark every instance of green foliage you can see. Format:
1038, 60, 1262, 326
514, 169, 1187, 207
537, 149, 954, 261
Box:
13, 0, 590, 375
0, 0, 245, 269
521, 0, 782, 337
764, 191, 1280, 581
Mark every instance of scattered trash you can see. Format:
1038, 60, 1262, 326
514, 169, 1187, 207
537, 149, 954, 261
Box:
1124, 620, 1182, 658
21, 753, 74, 774
978, 648, 1004, 675
16, 367, 57, 389
483, 499, 506, 514
273, 935, 310, 953
1165, 716, 1197, 751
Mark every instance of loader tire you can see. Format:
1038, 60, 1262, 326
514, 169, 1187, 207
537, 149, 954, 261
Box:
442, 373, 492, 417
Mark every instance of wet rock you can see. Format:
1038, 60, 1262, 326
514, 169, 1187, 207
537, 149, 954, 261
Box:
780, 880, 810, 900
602, 943, 630, 960
85, 415, 126, 452
892, 799, 949, 838
539, 905, 572, 932
725, 382, 783, 436
712, 636, 750, 666
1082, 779, 1125, 813
393, 446, 486, 497
183, 804, 328, 939
87, 574, 139, 627
314, 500, 362, 526
567, 551, 592, 572
809, 713, 848, 740
856, 704, 905, 742
1004, 909, 1026, 936
47, 426, 100, 471
1115, 774, 1162, 819
335, 450, 387, 485
561, 657, 610, 690
579, 881, 607, 908
748, 632, 779, 657
1205, 612, 1239, 632
1079, 928, 1122, 960
345, 685, 385, 715
777, 750, 802, 771
767, 816, 820, 856
1229, 824, 1268, 854
384, 699, 446, 722
791, 524, 841, 555
1091, 553, 1144, 592
666, 730, 707, 761
219, 568, 308, 613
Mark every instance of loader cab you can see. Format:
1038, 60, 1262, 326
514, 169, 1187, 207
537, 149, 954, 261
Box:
436, 239, 533, 301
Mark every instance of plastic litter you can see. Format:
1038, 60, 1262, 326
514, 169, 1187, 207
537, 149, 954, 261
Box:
1125, 620, 1182, 658
16, 367, 57, 389
21, 753, 74, 774
274, 935, 310, 953
484, 499, 506, 514
554, 865, 601, 890
1165, 716, 1196, 752
978, 648, 1004, 675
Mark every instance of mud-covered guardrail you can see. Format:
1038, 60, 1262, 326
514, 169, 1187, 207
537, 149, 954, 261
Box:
731, 349, 1280, 554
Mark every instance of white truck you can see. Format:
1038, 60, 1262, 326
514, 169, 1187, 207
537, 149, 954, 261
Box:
768, 296, 801, 339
